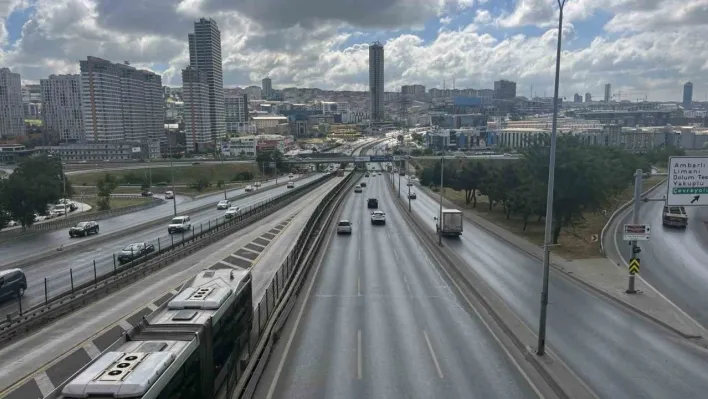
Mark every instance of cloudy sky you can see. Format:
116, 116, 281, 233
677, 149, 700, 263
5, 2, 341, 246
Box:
0, 0, 706, 101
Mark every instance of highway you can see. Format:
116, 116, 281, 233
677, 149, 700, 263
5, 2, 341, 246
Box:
391, 163, 708, 398
0, 173, 328, 318
608, 182, 708, 326
256, 164, 541, 399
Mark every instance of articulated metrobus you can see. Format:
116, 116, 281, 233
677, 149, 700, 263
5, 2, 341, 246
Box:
47, 267, 253, 399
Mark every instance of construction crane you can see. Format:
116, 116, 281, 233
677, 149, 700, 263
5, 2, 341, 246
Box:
613, 91, 648, 102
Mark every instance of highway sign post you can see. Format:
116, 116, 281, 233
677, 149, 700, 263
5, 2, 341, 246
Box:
628, 258, 640, 275
667, 156, 708, 206
623, 224, 651, 241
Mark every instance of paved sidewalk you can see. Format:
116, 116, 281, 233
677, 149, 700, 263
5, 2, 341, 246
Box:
425, 185, 706, 340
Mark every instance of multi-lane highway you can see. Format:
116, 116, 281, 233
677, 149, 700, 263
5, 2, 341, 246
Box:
256, 163, 542, 399
390, 157, 708, 399
608, 183, 708, 326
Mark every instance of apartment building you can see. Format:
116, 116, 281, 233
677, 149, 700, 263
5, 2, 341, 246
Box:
40, 74, 84, 142
0, 68, 25, 139
182, 66, 212, 153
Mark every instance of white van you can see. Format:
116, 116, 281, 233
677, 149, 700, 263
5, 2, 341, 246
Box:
52, 204, 69, 216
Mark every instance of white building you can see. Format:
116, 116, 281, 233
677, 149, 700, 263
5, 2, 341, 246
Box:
227, 135, 257, 157
36, 142, 147, 162
40, 74, 84, 142
225, 93, 249, 133
182, 66, 212, 153
80, 56, 163, 142
0, 68, 25, 139
252, 115, 288, 132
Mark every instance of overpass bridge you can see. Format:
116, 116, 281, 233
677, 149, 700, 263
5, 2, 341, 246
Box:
283, 154, 521, 164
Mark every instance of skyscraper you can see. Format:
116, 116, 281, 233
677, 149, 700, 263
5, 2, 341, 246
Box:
40, 74, 84, 142
262, 77, 272, 100
79, 57, 163, 142
369, 41, 384, 122
0, 68, 24, 139
189, 18, 225, 144
225, 93, 249, 133
604, 83, 611, 103
493, 80, 517, 99
585, 92, 592, 103
683, 82, 693, 109
182, 66, 212, 153
573, 93, 582, 103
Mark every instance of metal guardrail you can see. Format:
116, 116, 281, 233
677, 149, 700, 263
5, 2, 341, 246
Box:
0, 173, 337, 344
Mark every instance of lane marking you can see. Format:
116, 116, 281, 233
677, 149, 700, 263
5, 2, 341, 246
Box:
357, 329, 363, 380
34, 372, 54, 396
83, 342, 101, 359
423, 330, 444, 379
404, 275, 412, 294
357, 277, 361, 297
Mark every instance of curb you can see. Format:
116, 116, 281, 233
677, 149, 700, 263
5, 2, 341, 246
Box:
419, 184, 702, 340
599, 177, 667, 255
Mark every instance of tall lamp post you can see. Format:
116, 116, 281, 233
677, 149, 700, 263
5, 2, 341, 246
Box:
169, 140, 177, 216
537, 0, 566, 357
437, 129, 444, 246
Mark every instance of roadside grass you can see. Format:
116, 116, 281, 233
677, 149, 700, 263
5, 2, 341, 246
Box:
68, 163, 260, 186
438, 175, 665, 259
77, 197, 153, 214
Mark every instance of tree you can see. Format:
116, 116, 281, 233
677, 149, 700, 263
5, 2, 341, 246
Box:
411, 132, 425, 145
190, 177, 211, 192
96, 173, 119, 210
256, 149, 286, 174
0, 155, 65, 228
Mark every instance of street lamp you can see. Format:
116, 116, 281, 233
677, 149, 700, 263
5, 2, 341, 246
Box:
537, 0, 567, 357
437, 129, 444, 246
169, 140, 177, 216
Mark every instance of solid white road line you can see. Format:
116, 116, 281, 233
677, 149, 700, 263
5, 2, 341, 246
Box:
423, 330, 444, 379
357, 329, 363, 380
357, 277, 361, 297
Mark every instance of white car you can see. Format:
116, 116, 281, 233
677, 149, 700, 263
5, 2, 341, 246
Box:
354, 185, 362, 193
168, 216, 191, 234
288, 174, 294, 179
371, 211, 386, 225
217, 200, 231, 210
254, 181, 262, 188
336, 220, 352, 234
245, 185, 254, 192
164, 190, 175, 199
287, 181, 295, 189
224, 206, 241, 219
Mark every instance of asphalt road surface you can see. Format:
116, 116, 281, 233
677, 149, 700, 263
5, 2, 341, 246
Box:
393, 173, 708, 399
0, 175, 309, 267
256, 170, 540, 399
0, 174, 328, 318
610, 182, 708, 326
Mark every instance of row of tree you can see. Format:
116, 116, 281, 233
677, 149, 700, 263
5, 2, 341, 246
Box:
417, 136, 683, 243
0, 155, 73, 229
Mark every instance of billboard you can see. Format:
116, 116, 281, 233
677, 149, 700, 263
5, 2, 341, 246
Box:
131, 147, 141, 153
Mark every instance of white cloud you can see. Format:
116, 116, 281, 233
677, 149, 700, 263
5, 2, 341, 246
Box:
496, 0, 556, 28
474, 9, 492, 24
440, 16, 452, 25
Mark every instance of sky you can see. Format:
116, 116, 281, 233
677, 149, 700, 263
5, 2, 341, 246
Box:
0, 0, 707, 102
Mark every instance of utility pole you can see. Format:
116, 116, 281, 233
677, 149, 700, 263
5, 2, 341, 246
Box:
438, 138, 444, 246
537, 0, 566, 357
408, 174, 412, 212
398, 161, 401, 198
627, 169, 642, 294
169, 140, 177, 216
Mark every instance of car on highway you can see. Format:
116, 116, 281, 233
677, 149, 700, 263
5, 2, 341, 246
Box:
254, 181, 262, 188
224, 206, 241, 219
378, 172, 382, 176
0, 268, 27, 301
168, 215, 192, 234
367, 198, 378, 208
365, 173, 370, 177
69, 221, 99, 237
336, 220, 352, 234
52, 203, 69, 216
360, 181, 367, 187
5, 219, 18, 228
117, 242, 155, 264
354, 184, 362, 193
141, 190, 154, 197
289, 174, 294, 179
407, 181, 413, 186
58, 198, 78, 212
164, 191, 174, 199
371, 210, 386, 225
245, 185, 254, 192
217, 199, 231, 210
408, 192, 417, 199
287, 181, 295, 189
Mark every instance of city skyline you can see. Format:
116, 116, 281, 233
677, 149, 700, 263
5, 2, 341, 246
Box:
0, 1, 706, 101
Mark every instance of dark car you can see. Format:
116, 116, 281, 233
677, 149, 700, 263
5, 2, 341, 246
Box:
408, 192, 417, 199
0, 269, 27, 302
360, 181, 367, 187
141, 190, 154, 197
365, 173, 370, 177
69, 221, 99, 237
117, 242, 155, 264
367, 198, 378, 209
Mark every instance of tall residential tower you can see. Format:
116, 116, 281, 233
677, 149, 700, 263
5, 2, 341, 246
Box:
40, 74, 84, 142
188, 18, 225, 145
683, 82, 693, 109
369, 41, 384, 122
0, 68, 24, 139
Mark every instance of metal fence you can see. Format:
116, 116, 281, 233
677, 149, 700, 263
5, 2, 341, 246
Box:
0, 173, 335, 331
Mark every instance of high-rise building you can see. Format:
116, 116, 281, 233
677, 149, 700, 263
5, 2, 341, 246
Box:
262, 77, 272, 100
182, 66, 212, 153
189, 18, 225, 143
369, 41, 384, 122
683, 82, 693, 109
80, 56, 163, 142
40, 74, 84, 142
22, 84, 42, 118
604, 83, 611, 103
585, 92, 592, 103
0, 68, 25, 139
573, 93, 582, 103
493, 79, 516, 100
225, 93, 249, 133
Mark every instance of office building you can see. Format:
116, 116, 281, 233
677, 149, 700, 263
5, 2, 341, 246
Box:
585, 92, 592, 103
80, 56, 163, 142
493, 79, 516, 100
262, 77, 272, 100
0, 68, 24, 139
40, 74, 84, 142
604, 83, 611, 103
225, 93, 249, 133
683, 82, 693, 109
182, 66, 212, 153
369, 41, 384, 122
189, 18, 226, 142
574, 93, 582, 103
